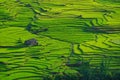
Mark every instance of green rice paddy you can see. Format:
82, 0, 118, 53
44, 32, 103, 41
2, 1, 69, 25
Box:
0, 0, 120, 80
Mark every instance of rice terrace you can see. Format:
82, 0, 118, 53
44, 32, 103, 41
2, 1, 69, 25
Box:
0, 0, 120, 80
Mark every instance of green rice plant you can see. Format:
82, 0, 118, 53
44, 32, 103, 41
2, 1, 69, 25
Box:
0, 0, 120, 80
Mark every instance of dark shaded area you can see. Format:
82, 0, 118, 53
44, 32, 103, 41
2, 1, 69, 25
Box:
0, 62, 8, 71
43, 60, 120, 80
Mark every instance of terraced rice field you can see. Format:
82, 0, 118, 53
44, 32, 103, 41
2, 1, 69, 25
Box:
0, 0, 120, 80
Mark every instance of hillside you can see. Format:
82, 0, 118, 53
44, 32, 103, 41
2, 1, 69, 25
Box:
0, 0, 120, 80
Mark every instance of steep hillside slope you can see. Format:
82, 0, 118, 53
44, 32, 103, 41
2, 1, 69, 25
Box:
0, 0, 120, 80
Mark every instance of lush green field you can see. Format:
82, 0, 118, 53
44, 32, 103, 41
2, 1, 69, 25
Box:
0, 0, 120, 80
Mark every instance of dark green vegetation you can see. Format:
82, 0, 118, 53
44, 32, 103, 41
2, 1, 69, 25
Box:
0, 0, 120, 80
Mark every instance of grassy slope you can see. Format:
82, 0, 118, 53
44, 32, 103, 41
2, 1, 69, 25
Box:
0, 0, 120, 80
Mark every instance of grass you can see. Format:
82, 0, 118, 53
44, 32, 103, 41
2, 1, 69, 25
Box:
0, 0, 120, 80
